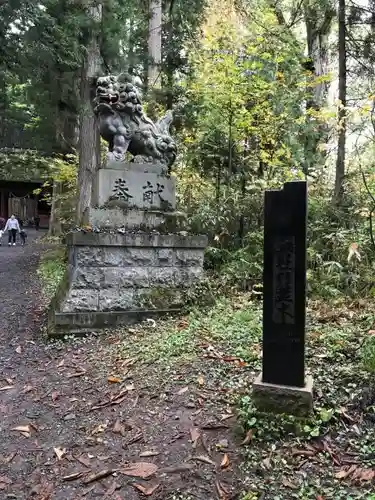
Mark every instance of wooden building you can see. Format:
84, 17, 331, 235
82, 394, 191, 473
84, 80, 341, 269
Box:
0, 180, 50, 227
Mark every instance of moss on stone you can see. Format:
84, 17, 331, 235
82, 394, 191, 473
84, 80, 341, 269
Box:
136, 287, 184, 309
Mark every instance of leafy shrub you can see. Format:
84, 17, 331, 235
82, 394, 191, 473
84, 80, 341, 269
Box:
361, 336, 375, 374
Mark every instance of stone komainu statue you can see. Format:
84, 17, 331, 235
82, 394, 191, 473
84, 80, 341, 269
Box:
94, 74, 177, 168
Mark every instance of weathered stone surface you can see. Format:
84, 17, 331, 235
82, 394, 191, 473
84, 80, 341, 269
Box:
105, 161, 168, 175
252, 373, 313, 416
175, 249, 204, 267
135, 287, 184, 309
52, 309, 181, 335
72, 268, 103, 289
70, 264, 203, 291
62, 289, 99, 312
103, 267, 150, 288
156, 248, 174, 266
73, 246, 205, 268
98, 289, 134, 311
124, 249, 157, 266
92, 168, 176, 211
76, 247, 103, 267
52, 224, 207, 334
85, 207, 172, 230
66, 232, 208, 249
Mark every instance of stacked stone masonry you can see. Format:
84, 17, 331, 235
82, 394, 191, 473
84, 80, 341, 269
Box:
62, 234, 206, 313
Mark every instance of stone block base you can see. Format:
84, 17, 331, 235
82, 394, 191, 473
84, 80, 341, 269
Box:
84, 207, 186, 231
49, 231, 207, 336
252, 373, 313, 416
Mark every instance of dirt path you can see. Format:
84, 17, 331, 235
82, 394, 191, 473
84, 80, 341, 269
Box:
0, 235, 242, 500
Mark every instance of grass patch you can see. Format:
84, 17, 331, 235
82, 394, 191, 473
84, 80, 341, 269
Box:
108, 294, 375, 499
108, 293, 261, 371
37, 246, 66, 298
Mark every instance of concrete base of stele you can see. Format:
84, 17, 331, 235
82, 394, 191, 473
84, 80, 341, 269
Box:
48, 231, 207, 337
252, 373, 313, 416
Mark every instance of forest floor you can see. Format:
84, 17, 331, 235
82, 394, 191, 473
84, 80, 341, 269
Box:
0, 239, 375, 499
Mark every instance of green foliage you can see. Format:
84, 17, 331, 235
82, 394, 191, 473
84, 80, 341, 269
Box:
42, 154, 78, 230
361, 336, 375, 374
109, 296, 261, 369
37, 246, 67, 298
0, 149, 52, 181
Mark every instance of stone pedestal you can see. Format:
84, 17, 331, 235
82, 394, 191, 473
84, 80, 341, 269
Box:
253, 374, 313, 416
49, 162, 207, 336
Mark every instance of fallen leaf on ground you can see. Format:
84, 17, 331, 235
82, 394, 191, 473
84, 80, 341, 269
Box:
220, 453, 230, 469
90, 389, 128, 410
63, 471, 87, 481
0, 476, 12, 489
220, 413, 234, 421
357, 468, 375, 481
177, 386, 189, 395
74, 455, 91, 468
0, 386, 14, 391
54, 447, 66, 460
51, 391, 59, 402
82, 469, 114, 484
139, 450, 160, 457
2, 453, 16, 464
67, 370, 86, 378
15, 346, 22, 354
125, 429, 143, 445
132, 483, 160, 496
125, 383, 135, 391
105, 481, 121, 496
262, 457, 272, 469
201, 421, 229, 430
121, 357, 136, 367
241, 429, 253, 445
291, 447, 316, 457
108, 376, 121, 384
335, 464, 357, 479
121, 462, 158, 478
11, 425, 32, 438
57, 360, 65, 367
282, 478, 299, 489
215, 479, 229, 499
159, 464, 193, 474
197, 375, 204, 385
191, 455, 216, 466
113, 419, 125, 436
91, 423, 107, 435
190, 427, 201, 448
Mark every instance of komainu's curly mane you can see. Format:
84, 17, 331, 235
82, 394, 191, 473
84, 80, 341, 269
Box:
94, 74, 177, 168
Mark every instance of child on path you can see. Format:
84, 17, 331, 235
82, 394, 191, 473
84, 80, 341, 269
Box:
19, 220, 27, 246
4, 214, 20, 246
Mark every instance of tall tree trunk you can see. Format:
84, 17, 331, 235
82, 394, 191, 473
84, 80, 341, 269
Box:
304, 3, 334, 174
334, 0, 346, 204
148, 0, 162, 89
76, 4, 102, 223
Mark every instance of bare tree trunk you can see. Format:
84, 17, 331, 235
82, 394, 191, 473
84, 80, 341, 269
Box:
76, 4, 102, 223
148, 0, 162, 89
334, 0, 346, 204
48, 181, 62, 236
304, 3, 334, 174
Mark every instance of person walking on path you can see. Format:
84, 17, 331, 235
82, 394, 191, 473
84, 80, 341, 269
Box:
4, 214, 20, 246
19, 219, 27, 246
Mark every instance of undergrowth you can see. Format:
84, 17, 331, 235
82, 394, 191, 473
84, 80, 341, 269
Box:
37, 246, 66, 298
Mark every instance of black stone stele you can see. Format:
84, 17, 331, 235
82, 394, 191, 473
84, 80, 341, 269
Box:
262, 181, 307, 388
